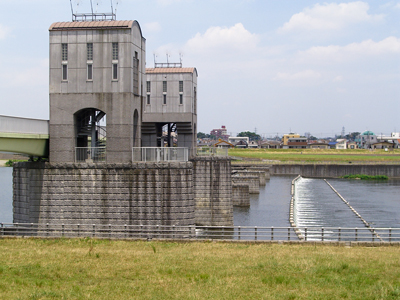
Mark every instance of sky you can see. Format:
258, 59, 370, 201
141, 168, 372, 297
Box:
0, 0, 399, 138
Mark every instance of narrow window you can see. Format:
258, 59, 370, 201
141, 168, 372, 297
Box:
133, 51, 139, 95
194, 87, 197, 114
146, 81, 151, 93
87, 64, 93, 80
179, 94, 183, 105
163, 94, 167, 105
163, 81, 167, 93
179, 81, 183, 93
62, 44, 68, 61
147, 94, 151, 105
62, 43, 68, 81
112, 43, 118, 60
112, 63, 118, 80
87, 43, 93, 61
62, 64, 68, 81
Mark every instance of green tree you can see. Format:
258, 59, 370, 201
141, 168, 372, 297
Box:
237, 131, 261, 141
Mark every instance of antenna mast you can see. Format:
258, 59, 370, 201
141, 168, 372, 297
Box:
90, 0, 94, 16
70, 0, 74, 20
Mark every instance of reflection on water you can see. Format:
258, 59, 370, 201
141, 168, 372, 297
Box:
0, 167, 13, 223
233, 176, 293, 227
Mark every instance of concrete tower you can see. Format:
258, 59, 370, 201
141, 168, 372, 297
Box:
49, 20, 146, 163
142, 66, 198, 156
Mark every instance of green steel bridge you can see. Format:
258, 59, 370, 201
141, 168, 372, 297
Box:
0, 115, 49, 158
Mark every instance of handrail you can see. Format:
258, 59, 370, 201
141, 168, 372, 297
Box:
1, 223, 399, 243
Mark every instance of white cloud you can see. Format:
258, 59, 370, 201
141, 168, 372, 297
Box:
301, 36, 400, 61
279, 2, 384, 33
185, 23, 260, 55
143, 22, 161, 33
274, 70, 322, 81
0, 24, 10, 40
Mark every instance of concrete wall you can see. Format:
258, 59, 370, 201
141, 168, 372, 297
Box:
232, 176, 260, 194
270, 164, 400, 178
232, 184, 250, 207
191, 157, 233, 226
13, 162, 194, 226
234, 170, 267, 186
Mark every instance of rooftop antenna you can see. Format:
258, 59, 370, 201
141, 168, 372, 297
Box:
90, 0, 94, 16
70, 0, 74, 19
153, 53, 157, 67
110, 0, 114, 16
179, 53, 183, 65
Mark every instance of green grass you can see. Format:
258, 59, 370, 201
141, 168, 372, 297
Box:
5, 159, 28, 167
1, 238, 400, 299
229, 148, 400, 164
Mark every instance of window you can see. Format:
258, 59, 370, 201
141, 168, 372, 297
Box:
194, 86, 197, 114
146, 81, 151, 93
112, 43, 118, 60
147, 94, 151, 105
87, 64, 93, 80
87, 43, 93, 61
62, 64, 68, 81
179, 94, 183, 105
112, 63, 118, 80
62, 43, 68, 81
163, 81, 167, 93
133, 52, 139, 95
62, 44, 68, 61
179, 81, 183, 93
163, 94, 167, 105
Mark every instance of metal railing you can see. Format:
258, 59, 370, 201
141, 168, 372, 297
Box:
196, 147, 229, 157
75, 147, 106, 163
2, 223, 400, 243
132, 147, 188, 162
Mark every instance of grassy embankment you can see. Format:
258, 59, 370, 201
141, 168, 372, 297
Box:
229, 148, 400, 164
1, 238, 400, 299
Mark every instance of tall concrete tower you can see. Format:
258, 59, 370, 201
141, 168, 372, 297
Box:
48, 20, 146, 163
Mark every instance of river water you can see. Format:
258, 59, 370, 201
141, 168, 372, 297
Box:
1, 167, 399, 228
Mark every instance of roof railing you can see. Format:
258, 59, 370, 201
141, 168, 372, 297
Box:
72, 12, 116, 22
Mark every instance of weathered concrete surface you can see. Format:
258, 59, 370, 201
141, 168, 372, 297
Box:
270, 164, 400, 178
232, 175, 260, 194
233, 170, 267, 186
232, 165, 270, 180
13, 162, 194, 226
232, 184, 250, 207
191, 157, 233, 227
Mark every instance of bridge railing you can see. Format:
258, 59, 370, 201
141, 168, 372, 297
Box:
75, 147, 106, 163
2, 223, 400, 243
132, 147, 188, 162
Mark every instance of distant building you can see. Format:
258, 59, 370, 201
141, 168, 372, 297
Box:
282, 133, 300, 146
248, 141, 259, 149
214, 139, 234, 148
309, 142, 329, 149
356, 131, 377, 149
335, 139, 347, 149
347, 142, 358, 149
283, 137, 307, 149
210, 125, 229, 140
228, 136, 249, 145
260, 140, 281, 149
372, 141, 395, 150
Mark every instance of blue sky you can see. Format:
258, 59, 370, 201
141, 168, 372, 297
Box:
0, 0, 399, 138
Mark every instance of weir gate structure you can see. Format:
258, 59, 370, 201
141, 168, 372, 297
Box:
12, 15, 237, 228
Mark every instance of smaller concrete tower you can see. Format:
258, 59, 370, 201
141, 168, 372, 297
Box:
142, 66, 198, 156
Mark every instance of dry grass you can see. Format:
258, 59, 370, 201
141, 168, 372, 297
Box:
1, 238, 400, 299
